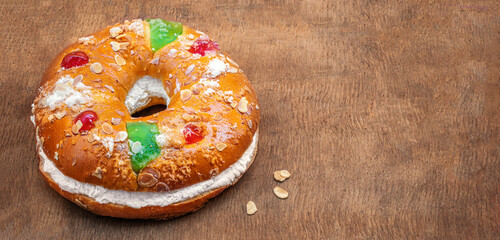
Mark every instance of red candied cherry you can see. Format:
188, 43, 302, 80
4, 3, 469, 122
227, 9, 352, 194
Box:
182, 124, 204, 144
74, 110, 98, 132
61, 51, 89, 69
188, 36, 220, 56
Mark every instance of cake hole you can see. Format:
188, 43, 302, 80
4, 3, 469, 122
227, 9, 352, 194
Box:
131, 104, 167, 118
125, 76, 170, 116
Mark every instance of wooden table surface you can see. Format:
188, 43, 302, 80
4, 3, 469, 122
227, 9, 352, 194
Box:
1, 0, 499, 239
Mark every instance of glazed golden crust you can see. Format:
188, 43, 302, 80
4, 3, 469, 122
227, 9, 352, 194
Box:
33, 19, 260, 218
33, 19, 260, 193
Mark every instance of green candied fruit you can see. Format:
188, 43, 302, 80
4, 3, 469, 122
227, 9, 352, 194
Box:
126, 122, 161, 172
146, 19, 183, 52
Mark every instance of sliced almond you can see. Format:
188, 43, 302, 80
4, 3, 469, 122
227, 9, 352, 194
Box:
273, 186, 289, 199
111, 117, 121, 125
54, 111, 66, 120
185, 64, 195, 75
105, 85, 115, 93
246, 201, 257, 215
214, 113, 222, 121
216, 143, 227, 151
116, 110, 125, 116
231, 123, 237, 130
119, 42, 130, 49
47, 114, 55, 123
150, 57, 160, 65
131, 141, 142, 153
90, 62, 103, 74
164, 81, 173, 95
237, 97, 248, 113
92, 167, 103, 179
74, 199, 88, 209
110, 41, 121, 51
87, 134, 95, 143
77, 36, 95, 46
73, 75, 83, 85
279, 170, 291, 178
230, 101, 237, 108
109, 63, 122, 71
114, 55, 126, 66
116, 34, 132, 42
72, 120, 83, 134
114, 131, 128, 142
247, 120, 253, 129
168, 48, 177, 57
273, 170, 291, 182
191, 83, 203, 95
102, 123, 114, 134
142, 167, 161, 179
180, 89, 192, 101
155, 182, 169, 192
137, 172, 158, 188
109, 26, 123, 38
182, 106, 195, 113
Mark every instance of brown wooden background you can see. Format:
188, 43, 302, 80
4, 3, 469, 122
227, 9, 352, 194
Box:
1, 0, 499, 239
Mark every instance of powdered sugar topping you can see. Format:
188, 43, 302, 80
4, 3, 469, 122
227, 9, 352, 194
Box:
41, 75, 90, 109
205, 58, 229, 78
101, 137, 115, 158
127, 20, 144, 36
78, 36, 95, 45
203, 88, 216, 96
155, 134, 171, 147
199, 78, 220, 88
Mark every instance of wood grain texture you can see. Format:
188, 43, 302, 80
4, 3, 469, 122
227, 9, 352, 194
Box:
1, 0, 499, 238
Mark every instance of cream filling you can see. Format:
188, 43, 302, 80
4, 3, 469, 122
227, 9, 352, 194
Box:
38, 132, 258, 209
124, 76, 170, 114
